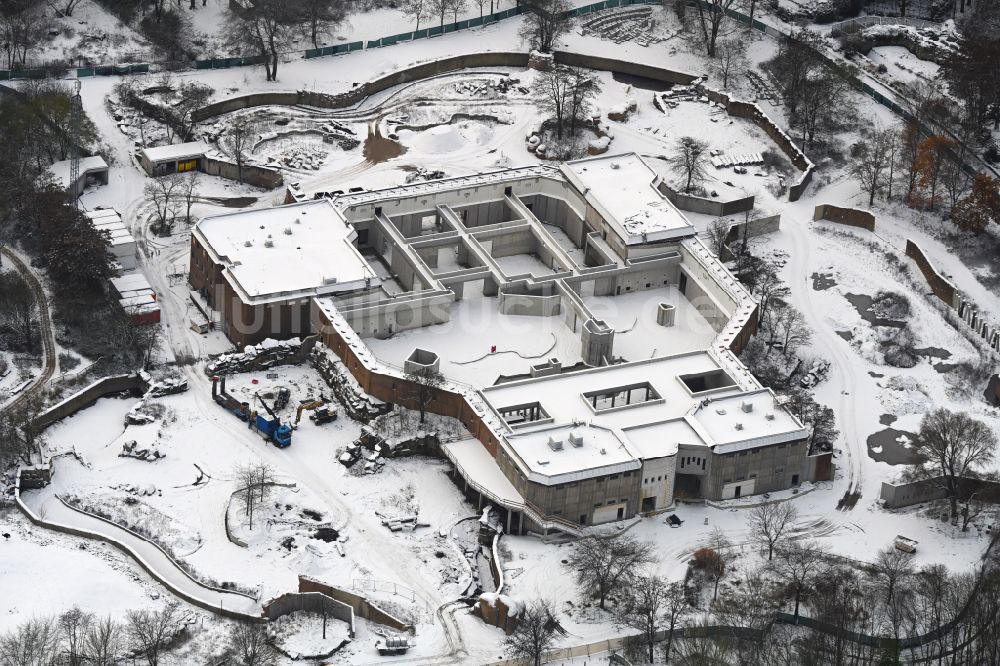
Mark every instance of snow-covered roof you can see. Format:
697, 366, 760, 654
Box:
139, 141, 210, 163
687, 389, 808, 452
482, 351, 740, 433
110, 272, 153, 295
441, 437, 525, 506
622, 418, 701, 459
561, 153, 696, 245
47, 156, 108, 188
194, 199, 378, 302
504, 423, 640, 484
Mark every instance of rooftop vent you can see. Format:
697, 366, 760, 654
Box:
547, 436, 563, 452
765, 413, 775, 421
537, 459, 549, 466
735, 423, 744, 431
568, 432, 584, 448
741, 401, 753, 413
294, 217, 301, 224
715, 408, 727, 415
600, 448, 607, 455
243, 240, 252, 247
283, 227, 292, 235
264, 238, 274, 248
610, 161, 620, 170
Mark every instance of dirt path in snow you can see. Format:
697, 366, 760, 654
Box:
0, 247, 57, 415
785, 217, 866, 510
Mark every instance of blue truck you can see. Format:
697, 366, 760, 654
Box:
211, 376, 292, 448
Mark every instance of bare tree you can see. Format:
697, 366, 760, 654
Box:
235, 463, 262, 530
405, 366, 446, 424
770, 302, 811, 358
772, 541, 826, 617
874, 545, 914, 605
472, 0, 488, 18
661, 580, 691, 664
59, 606, 93, 666
502, 599, 565, 666
294, 0, 349, 49
0, 616, 60, 665
694, 0, 739, 57
0, 4, 44, 69
145, 175, 183, 235
849, 124, 897, 207
713, 36, 749, 88
83, 616, 125, 666
254, 461, 275, 503
668, 136, 710, 193
403, 0, 430, 31
228, 116, 259, 185
748, 501, 798, 560
0, 270, 39, 351
564, 531, 655, 609
565, 66, 600, 137
615, 574, 685, 663
533, 65, 572, 140
0, 392, 45, 466
45, 0, 84, 17
707, 217, 732, 257
127, 603, 180, 666
914, 409, 997, 521
229, 622, 277, 666
448, 0, 467, 22
428, 0, 449, 27
519, 0, 572, 53
226, 0, 296, 82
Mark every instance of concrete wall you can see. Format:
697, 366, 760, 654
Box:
495, 446, 642, 527
639, 456, 676, 511
33, 374, 146, 432
704, 89, 815, 202
813, 204, 876, 231
880, 476, 1000, 509
702, 439, 811, 501
905, 239, 957, 306
299, 576, 414, 633
262, 592, 355, 637
656, 181, 755, 217
338, 292, 453, 338
203, 157, 283, 189
552, 51, 698, 85
498, 282, 562, 316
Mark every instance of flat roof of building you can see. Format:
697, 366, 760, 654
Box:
505, 423, 639, 483
195, 200, 378, 301
140, 141, 210, 163
482, 351, 744, 433
622, 418, 701, 459
562, 153, 695, 245
441, 438, 525, 507
688, 389, 808, 452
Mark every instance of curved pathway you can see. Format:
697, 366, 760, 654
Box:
0, 247, 56, 415
20, 485, 260, 617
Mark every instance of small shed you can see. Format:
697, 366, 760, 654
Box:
138, 141, 209, 177
47, 155, 109, 196
110, 272, 160, 325
86, 208, 138, 271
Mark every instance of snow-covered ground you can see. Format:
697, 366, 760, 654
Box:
5, 5, 1000, 661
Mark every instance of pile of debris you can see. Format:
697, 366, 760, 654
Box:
310, 347, 390, 422
377, 512, 430, 533
120, 439, 164, 461
404, 168, 446, 184
208, 338, 306, 375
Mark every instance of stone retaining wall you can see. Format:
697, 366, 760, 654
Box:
656, 181, 755, 216
203, 157, 283, 189
262, 591, 355, 637
813, 204, 876, 231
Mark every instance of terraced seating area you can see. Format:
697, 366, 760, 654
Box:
580, 7, 664, 46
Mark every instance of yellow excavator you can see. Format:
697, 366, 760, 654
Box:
294, 398, 337, 427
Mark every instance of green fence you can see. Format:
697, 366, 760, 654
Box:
194, 55, 266, 70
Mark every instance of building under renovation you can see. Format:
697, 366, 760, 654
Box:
190, 153, 833, 534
